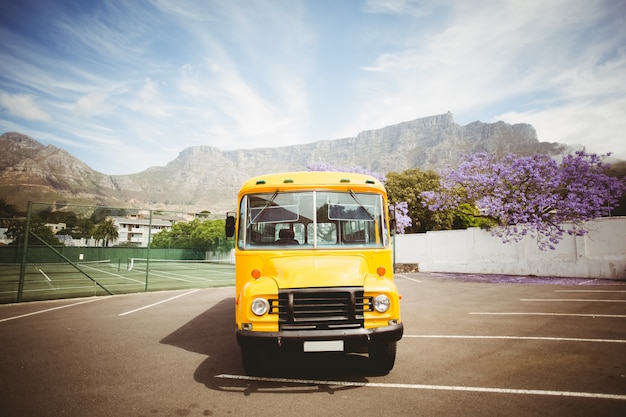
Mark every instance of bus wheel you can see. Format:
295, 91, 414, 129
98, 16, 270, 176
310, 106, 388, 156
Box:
241, 347, 265, 376
369, 342, 397, 375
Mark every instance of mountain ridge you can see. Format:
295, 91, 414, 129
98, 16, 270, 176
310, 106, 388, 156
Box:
0, 113, 577, 213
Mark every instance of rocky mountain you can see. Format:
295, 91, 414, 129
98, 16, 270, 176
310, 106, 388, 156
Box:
0, 113, 574, 214
0, 132, 123, 207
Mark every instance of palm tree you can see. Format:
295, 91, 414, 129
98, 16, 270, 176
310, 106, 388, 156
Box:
93, 219, 119, 247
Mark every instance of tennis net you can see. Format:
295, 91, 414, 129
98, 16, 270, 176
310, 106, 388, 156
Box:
127, 258, 233, 272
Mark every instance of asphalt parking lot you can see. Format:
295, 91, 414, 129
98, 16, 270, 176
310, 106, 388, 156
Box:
0, 272, 625, 417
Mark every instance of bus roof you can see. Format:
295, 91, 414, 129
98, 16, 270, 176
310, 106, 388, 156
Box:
239, 171, 386, 194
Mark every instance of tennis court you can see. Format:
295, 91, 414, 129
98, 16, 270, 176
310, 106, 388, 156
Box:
0, 258, 235, 303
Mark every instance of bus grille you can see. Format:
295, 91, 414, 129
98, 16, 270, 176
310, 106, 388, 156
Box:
270, 287, 372, 331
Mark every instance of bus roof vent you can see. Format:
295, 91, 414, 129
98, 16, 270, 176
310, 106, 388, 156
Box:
283, 178, 294, 183
256, 180, 266, 185
340, 178, 350, 183
365, 179, 375, 184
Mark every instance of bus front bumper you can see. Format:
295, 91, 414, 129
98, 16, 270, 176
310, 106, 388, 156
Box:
236, 323, 403, 353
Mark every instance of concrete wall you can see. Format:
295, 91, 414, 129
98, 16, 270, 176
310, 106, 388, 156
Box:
394, 216, 626, 280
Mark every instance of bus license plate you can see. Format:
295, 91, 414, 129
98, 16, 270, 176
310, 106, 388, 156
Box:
303, 340, 344, 352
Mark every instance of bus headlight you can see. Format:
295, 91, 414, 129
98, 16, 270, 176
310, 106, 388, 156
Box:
251, 298, 269, 316
373, 294, 390, 313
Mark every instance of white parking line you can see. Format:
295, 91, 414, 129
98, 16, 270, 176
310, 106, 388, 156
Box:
555, 290, 626, 293
214, 374, 626, 401
396, 274, 420, 283
0, 297, 103, 323
521, 298, 626, 303
404, 335, 626, 343
470, 312, 626, 318
118, 289, 200, 316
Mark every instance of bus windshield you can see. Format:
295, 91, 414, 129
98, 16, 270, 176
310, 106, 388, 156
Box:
238, 190, 388, 249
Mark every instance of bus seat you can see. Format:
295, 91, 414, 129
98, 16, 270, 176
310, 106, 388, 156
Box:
276, 229, 298, 244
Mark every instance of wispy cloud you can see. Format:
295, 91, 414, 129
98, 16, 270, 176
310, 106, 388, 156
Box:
73, 91, 109, 117
346, 0, 626, 157
0, 92, 51, 121
362, 0, 432, 17
0, 0, 624, 174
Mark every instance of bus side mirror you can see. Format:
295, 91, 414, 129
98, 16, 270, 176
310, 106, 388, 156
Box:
225, 214, 235, 238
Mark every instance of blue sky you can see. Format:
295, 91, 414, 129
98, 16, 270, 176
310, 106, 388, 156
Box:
1, 0, 625, 174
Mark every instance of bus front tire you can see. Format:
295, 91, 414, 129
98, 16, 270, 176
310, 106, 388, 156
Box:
369, 341, 397, 375
241, 346, 266, 376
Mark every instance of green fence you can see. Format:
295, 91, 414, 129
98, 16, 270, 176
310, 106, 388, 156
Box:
0, 246, 205, 264
0, 201, 235, 303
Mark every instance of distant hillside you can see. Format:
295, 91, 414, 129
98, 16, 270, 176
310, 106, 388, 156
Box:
0, 113, 577, 214
0, 132, 125, 208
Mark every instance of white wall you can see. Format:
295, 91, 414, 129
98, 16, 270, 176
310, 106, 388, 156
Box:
394, 216, 626, 280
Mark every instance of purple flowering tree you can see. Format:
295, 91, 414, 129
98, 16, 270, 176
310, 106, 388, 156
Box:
307, 163, 412, 233
421, 151, 626, 250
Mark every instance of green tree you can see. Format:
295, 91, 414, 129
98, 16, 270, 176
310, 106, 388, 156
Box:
385, 169, 456, 232
0, 198, 22, 229
5, 215, 62, 246
74, 216, 96, 239
151, 220, 196, 248
92, 219, 119, 247
151, 219, 229, 251
191, 219, 227, 251
0, 198, 19, 218
36, 207, 79, 229
606, 160, 626, 216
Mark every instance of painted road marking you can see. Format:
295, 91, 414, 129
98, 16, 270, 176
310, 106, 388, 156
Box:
214, 374, 626, 401
118, 289, 200, 316
555, 290, 626, 293
470, 312, 626, 318
396, 274, 421, 283
0, 297, 103, 323
404, 335, 626, 343
521, 298, 626, 303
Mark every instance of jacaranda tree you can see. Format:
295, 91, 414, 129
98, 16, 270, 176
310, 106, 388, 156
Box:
306, 163, 412, 233
421, 151, 626, 250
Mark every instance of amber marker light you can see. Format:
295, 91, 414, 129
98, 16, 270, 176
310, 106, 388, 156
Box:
251, 269, 261, 279
377, 266, 386, 276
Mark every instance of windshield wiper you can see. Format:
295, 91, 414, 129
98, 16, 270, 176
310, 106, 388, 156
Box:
250, 190, 278, 224
348, 189, 375, 221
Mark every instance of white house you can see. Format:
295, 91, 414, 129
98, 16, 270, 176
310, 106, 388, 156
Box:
110, 216, 172, 247
45, 223, 66, 234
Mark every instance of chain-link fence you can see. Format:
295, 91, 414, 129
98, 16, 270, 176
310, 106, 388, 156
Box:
0, 201, 234, 303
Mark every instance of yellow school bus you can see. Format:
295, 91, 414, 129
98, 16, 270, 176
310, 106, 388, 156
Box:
225, 171, 403, 374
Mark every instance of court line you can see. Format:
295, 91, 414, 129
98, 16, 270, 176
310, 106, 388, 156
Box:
35, 267, 52, 282
79, 264, 146, 284
118, 289, 200, 316
135, 270, 197, 283
35, 263, 146, 285
521, 298, 626, 303
34, 266, 58, 290
214, 374, 626, 401
0, 297, 103, 323
404, 334, 626, 343
131, 269, 234, 283
470, 312, 626, 318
